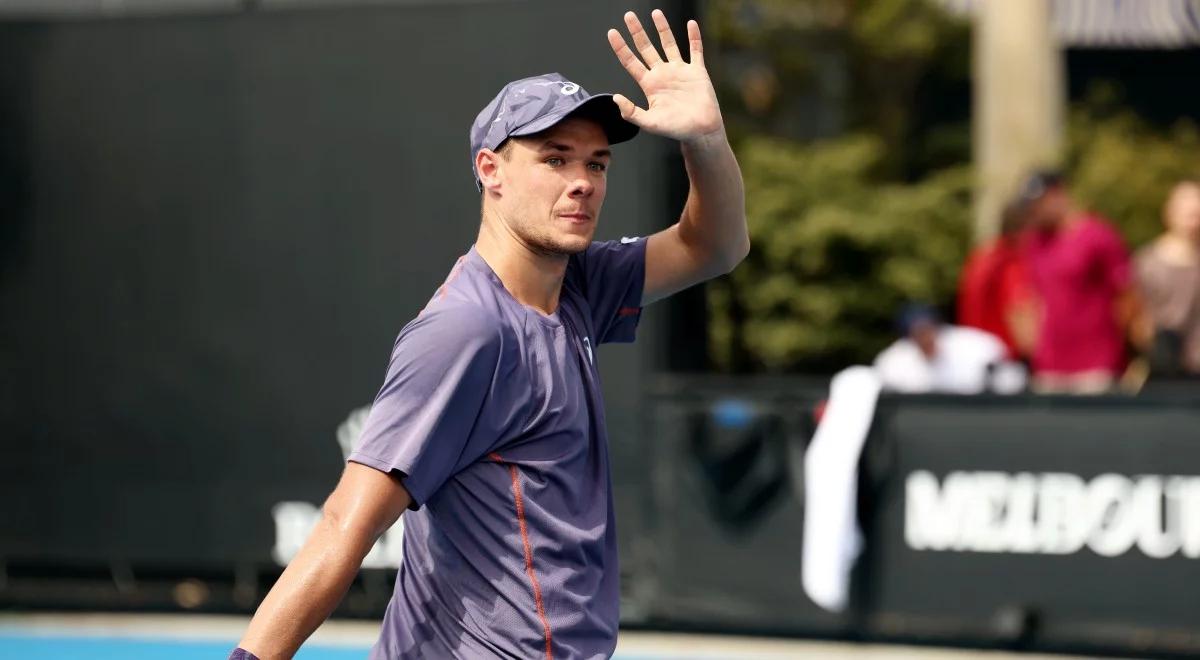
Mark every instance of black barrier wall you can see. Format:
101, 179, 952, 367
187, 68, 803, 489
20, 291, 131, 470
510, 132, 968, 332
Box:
0, 0, 686, 590
639, 384, 1200, 658
857, 394, 1200, 657
638, 376, 850, 635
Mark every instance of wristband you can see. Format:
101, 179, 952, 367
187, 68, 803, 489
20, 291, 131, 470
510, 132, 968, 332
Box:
228, 648, 260, 660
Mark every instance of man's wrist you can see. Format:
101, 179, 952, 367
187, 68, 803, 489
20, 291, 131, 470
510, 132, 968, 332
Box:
680, 127, 730, 155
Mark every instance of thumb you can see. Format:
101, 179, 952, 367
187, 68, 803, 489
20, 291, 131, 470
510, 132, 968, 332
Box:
612, 93, 647, 127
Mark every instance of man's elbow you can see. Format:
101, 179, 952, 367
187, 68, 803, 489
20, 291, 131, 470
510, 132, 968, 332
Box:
717, 233, 750, 275
318, 497, 391, 559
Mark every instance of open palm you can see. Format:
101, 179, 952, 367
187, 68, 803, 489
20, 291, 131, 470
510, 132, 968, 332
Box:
607, 10, 723, 142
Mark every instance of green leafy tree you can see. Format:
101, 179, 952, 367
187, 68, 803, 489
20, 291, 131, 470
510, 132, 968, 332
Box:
708, 134, 971, 371
705, 1, 1199, 373
1066, 88, 1200, 248
706, 0, 973, 371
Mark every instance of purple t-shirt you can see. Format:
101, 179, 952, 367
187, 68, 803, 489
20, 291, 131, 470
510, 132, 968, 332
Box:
349, 239, 646, 659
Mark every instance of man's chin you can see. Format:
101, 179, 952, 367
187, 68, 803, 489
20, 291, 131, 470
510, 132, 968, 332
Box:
537, 233, 593, 256
554, 239, 592, 256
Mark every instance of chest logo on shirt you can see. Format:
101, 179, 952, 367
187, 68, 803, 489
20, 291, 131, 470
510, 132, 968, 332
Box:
583, 336, 594, 366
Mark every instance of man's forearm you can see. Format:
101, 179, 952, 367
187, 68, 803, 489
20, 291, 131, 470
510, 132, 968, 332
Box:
238, 514, 376, 659
678, 130, 749, 272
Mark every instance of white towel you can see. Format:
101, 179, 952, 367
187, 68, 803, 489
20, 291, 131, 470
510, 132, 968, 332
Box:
801, 366, 883, 612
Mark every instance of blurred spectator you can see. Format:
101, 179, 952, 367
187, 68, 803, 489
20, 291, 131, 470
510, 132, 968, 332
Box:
1019, 172, 1141, 393
873, 304, 1025, 394
957, 201, 1038, 360
1134, 180, 1200, 377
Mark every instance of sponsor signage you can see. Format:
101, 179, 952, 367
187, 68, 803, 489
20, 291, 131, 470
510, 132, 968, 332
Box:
857, 395, 1200, 655
906, 470, 1200, 559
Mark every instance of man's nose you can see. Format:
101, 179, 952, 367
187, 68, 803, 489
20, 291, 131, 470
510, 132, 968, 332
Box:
568, 172, 594, 198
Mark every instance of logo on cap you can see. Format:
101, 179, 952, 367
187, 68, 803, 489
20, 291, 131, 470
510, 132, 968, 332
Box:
533, 80, 580, 95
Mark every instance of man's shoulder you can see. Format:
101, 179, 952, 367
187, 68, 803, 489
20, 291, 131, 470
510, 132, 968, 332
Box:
875, 338, 920, 366
406, 299, 507, 350
419, 298, 501, 326
1081, 212, 1115, 227
570, 237, 645, 266
942, 325, 1005, 356
1133, 241, 1159, 266
417, 254, 521, 336
1080, 214, 1125, 241
563, 241, 604, 291
564, 237, 646, 292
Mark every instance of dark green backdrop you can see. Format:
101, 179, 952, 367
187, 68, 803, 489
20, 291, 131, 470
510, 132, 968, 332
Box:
0, 1, 695, 570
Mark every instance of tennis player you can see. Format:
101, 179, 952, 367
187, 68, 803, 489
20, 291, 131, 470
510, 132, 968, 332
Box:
231, 9, 746, 659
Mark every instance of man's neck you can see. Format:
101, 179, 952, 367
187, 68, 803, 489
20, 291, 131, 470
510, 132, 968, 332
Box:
475, 214, 569, 315
1058, 208, 1087, 231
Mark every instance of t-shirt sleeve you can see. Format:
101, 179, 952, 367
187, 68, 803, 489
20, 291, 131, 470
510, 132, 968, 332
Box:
348, 304, 503, 509
574, 238, 648, 344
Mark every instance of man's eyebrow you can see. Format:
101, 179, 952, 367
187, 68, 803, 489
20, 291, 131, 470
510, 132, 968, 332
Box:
538, 141, 611, 158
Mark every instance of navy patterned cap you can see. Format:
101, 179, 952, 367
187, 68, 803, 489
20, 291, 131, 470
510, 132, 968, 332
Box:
470, 72, 638, 189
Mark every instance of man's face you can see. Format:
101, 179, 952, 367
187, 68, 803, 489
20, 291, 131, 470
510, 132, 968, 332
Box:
1028, 186, 1070, 231
487, 117, 611, 256
910, 320, 939, 360
1165, 182, 1200, 240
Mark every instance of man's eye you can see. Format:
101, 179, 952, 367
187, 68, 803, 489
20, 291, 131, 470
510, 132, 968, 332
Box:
588, 162, 608, 173
546, 157, 565, 166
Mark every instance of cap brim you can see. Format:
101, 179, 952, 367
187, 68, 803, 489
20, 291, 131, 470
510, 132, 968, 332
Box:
510, 94, 638, 146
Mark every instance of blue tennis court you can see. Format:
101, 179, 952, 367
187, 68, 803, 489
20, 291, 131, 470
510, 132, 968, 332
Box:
0, 633, 714, 660
0, 630, 733, 660
0, 614, 1110, 659
0, 634, 367, 660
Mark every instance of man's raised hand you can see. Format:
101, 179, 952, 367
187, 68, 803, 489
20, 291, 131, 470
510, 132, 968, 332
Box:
606, 10, 724, 143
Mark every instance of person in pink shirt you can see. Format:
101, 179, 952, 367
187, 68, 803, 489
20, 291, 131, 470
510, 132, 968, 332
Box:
1018, 172, 1143, 393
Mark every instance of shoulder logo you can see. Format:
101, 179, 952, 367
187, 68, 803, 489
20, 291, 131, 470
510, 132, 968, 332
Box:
620, 236, 640, 244
583, 336, 594, 365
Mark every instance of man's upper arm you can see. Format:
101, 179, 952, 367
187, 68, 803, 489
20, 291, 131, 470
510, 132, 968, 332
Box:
642, 221, 741, 306
323, 462, 412, 544
348, 304, 504, 508
642, 224, 704, 305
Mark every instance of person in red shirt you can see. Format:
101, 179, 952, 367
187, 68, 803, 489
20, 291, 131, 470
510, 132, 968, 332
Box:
1017, 171, 1142, 393
957, 201, 1038, 360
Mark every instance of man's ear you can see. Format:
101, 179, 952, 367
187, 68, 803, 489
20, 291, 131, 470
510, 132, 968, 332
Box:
476, 148, 503, 193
